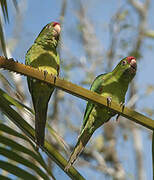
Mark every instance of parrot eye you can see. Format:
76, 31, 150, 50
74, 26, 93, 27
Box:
122, 60, 127, 66
46, 25, 50, 29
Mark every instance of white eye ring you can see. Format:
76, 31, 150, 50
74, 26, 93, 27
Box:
122, 60, 126, 65
46, 25, 51, 29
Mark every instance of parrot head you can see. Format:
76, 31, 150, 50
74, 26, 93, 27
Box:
35, 21, 61, 47
113, 56, 137, 82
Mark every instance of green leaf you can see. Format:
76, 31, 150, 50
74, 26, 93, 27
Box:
0, 123, 38, 153
0, 160, 37, 180
0, 134, 54, 179
0, 175, 12, 180
0, 72, 23, 100
0, 0, 18, 57
0, 17, 7, 57
47, 123, 70, 154
0, 88, 34, 114
0, 0, 9, 22
0, 147, 50, 180
0, 72, 14, 90
0, 135, 38, 160
0, 95, 85, 180
0, 123, 54, 179
0, 123, 31, 141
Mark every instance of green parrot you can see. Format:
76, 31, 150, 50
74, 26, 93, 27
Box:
25, 22, 61, 147
65, 56, 137, 170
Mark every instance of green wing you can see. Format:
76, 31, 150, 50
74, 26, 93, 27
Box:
25, 47, 33, 94
80, 73, 107, 131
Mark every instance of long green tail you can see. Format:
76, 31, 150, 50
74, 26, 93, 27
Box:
28, 77, 54, 148
65, 129, 93, 171
34, 96, 49, 147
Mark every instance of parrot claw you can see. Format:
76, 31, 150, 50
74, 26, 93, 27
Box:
116, 114, 120, 122
43, 70, 48, 80
107, 97, 112, 114
64, 165, 70, 172
120, 102, 125, 112
107, 97, 112, 107
53, 75, 57, 84
116, 102, 125, 122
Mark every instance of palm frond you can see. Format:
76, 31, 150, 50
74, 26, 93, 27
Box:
0, 0, 18, 57
0, 17, 7, 57
0, 0, 9, 22
0, 88, 34, 114
0, 94, 85, 180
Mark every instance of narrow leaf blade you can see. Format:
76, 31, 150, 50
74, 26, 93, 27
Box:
0, 160, 37, 180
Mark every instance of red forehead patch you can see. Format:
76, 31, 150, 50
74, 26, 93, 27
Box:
126, 56, 136, 63
52, 22, 60, 27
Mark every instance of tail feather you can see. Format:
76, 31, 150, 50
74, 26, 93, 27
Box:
28, 78, 54, 149
65, 129, 92, 171
35, 98, 48, 147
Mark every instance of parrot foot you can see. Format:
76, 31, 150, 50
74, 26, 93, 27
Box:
116, 102, 125, 122
53, 75, 57, 84
107, 97, 112, 115
120, 102, 125, 112
43, 70, 48, 80
107, 97, 112, 107
64, 164, 71, 172
116, 114, 120, 122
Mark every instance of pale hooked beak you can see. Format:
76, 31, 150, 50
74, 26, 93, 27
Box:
130, 59, 137, 72
53, 24, 61, 36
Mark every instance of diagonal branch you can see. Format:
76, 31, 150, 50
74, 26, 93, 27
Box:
0, 56, 153, 131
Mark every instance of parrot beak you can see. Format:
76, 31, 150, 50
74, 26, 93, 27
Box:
130, 59, 137, 72
53, 24, 61, 37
